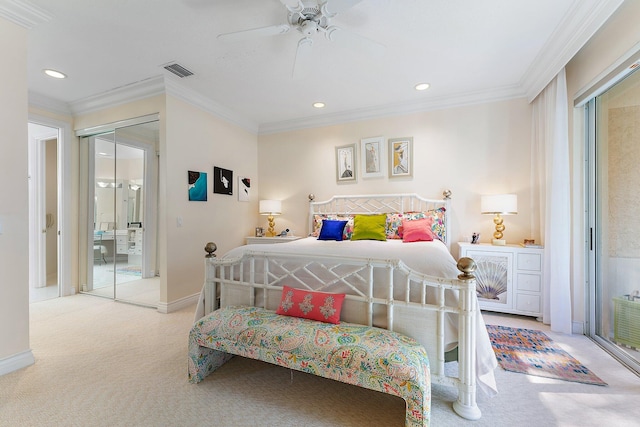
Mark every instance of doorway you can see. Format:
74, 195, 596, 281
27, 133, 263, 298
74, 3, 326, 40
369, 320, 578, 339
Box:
78, 116, 159, 308
28, 122, 60, 303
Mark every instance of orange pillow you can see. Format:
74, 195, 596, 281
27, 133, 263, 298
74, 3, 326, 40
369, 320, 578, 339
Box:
276, 285, 346, 324
402, 218, 435, 242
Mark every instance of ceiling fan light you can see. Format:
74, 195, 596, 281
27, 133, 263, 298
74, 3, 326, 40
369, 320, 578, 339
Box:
415, 82, 430, 91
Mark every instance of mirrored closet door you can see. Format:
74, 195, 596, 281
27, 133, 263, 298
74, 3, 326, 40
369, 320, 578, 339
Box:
79, 117, 158, 307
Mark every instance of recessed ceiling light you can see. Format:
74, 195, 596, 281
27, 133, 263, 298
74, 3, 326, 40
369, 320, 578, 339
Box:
415, 83, 430, 91
44, 69, 67, 79
313, 102, 325, 108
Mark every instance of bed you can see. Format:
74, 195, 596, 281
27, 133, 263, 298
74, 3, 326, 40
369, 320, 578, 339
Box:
193, 193, 498, 420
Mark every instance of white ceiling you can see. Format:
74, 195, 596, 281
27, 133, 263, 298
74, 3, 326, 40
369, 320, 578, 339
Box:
11, 0, 623, 133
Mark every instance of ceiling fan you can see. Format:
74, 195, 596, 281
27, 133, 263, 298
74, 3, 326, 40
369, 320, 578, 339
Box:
217, 0, 384, 79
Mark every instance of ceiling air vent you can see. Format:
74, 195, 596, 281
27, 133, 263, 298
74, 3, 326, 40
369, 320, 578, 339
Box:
163, 63, 194, 78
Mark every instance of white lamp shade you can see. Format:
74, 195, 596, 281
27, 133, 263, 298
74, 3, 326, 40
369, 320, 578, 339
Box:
481, 194, 517, 215
259, 199, 281, 215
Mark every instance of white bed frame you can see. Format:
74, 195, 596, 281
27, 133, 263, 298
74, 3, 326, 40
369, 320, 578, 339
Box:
201, 192, 482, 420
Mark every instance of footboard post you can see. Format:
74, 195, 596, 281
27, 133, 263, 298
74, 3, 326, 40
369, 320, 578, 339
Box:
453, 257, 482, 420
204, 242, 218, 315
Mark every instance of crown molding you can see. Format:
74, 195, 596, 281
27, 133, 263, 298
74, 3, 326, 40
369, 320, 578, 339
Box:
522, 0, 624, 102
68, 76, 166, 116
28, 91, 72, 116
31, 74, 523, 137
0, 0, 51, 29
164, 78, 259, 134
65, 74, 259, 134
258, 84, 525, 135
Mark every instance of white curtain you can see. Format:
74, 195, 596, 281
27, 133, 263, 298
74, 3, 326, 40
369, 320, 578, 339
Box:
531, 68, 573, 334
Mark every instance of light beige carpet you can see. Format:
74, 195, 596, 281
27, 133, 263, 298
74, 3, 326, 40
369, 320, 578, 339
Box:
2, 294, 640, 426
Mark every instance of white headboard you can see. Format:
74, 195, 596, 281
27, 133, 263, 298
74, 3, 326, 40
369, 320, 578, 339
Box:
308, 191, 452, 248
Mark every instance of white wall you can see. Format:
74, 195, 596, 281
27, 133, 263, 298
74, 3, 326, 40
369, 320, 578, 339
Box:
0, 18, 32, 372
162, 96, 259, 303
257, 98, 535, 251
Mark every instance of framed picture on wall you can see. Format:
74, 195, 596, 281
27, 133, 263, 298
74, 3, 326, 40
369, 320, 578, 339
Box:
335, 143, 357, 182
188, 170, 207, 201
213, 166, 233, 195
238, 177, 250, 202
388, 137, 413, 178
360, 136, 385, 179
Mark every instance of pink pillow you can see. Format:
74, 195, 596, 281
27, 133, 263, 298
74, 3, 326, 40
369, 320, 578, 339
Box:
402, 218, 435, 243
276, 285, 346, 324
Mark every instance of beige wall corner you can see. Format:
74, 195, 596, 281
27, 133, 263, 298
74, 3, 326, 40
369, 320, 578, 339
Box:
0, 18, 33, 373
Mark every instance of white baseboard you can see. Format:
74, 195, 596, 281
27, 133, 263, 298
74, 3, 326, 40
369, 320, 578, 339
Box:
157, 292, 200, 314
0, 350, 35, 377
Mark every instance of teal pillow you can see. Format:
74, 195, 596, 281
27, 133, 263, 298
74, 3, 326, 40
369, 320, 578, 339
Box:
351, 214, 387, 241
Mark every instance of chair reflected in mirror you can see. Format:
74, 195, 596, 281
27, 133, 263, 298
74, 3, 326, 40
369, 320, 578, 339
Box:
94, 231, 107, 264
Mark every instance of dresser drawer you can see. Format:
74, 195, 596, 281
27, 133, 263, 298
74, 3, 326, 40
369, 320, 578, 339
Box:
515, 293, 541, 314
516, 273, 541, 292
517, 253, 542, 271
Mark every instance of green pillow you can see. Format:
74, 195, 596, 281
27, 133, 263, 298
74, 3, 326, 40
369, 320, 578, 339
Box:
351, 214, 387, 241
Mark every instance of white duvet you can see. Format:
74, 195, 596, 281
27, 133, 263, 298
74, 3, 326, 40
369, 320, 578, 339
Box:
197, 237, 498, 397
226, 237, 461, 279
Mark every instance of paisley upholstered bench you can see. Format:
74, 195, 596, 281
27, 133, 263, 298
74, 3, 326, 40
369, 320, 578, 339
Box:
188, 306, 431, 427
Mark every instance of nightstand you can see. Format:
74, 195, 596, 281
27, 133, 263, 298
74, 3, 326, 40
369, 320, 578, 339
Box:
458, 242, 544, 317
246, 236, 302, 245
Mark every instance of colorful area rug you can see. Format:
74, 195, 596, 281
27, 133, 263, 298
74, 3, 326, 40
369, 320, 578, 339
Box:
487, 325, 607, 386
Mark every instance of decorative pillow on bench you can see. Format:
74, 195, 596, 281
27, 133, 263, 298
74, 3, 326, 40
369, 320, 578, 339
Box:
276, 285, 346, 324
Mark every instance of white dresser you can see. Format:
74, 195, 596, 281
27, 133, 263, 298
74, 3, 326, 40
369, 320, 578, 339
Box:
458, 242, 544, 318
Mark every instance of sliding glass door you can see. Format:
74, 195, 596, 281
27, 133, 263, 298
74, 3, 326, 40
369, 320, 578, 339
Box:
588, 66, 640, 374
80, 118, 158, 307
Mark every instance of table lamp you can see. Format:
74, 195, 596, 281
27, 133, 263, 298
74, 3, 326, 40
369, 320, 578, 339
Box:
481, 194, 517, 245
259, 199, 281, 237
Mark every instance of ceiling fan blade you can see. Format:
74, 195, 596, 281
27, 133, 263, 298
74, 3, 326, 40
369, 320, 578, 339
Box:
279, 0, 304, 14
292, 37, 314, 79
324, 26, 385, 57
321, 0, 364, 17
217, 24, 290, 42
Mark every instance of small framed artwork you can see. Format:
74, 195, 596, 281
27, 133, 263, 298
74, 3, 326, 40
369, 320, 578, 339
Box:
238, 177, 250, 202
213, 166, 233, 195
388, 137, 413, 178
360, 136, 385, 179
255, 227, 264, 237
335, 143, 357, 182
188, 170, 207, 201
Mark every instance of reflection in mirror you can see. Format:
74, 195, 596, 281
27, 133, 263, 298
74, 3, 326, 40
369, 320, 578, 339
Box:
87, 120, 159, 307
